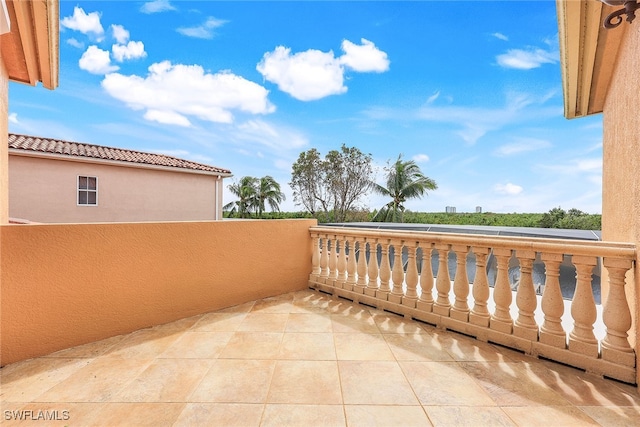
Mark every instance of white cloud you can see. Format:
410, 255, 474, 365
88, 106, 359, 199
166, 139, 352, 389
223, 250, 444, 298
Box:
496, 47, 558, 70
8, 112, 18, 124
66, 38, 84, 49
339, 38, 389, 72
111, 25, 129, 44
177, 17, 228, 39
235, 119, 309, 150
257, 46, 346, 101
412, 154, 430, 163
492, 32, 509, 41
140, 0, 176, 14
494, 138, 551, 157
426, 91, 440, 104
101, 61, 275, 126
79, 46, 119, 75
494, 183, 524, 196
112, 41, 147, 62
61, 7, 104, 40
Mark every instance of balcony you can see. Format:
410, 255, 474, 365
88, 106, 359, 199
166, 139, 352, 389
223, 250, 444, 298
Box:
1, 220, 639, 425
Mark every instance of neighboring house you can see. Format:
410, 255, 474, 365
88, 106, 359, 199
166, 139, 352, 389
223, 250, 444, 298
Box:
8, 133, 232, 223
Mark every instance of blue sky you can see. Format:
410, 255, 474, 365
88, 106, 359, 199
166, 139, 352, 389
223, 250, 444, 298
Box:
9, 0, 603, 214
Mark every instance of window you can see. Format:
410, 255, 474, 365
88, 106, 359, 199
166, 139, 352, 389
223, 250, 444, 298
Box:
78, 176, 98, 206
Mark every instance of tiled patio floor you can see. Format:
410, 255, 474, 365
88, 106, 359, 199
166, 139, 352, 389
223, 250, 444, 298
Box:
2, 289, 639, 426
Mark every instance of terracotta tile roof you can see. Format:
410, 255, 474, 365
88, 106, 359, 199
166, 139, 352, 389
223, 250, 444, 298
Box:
8, 133, 231, 175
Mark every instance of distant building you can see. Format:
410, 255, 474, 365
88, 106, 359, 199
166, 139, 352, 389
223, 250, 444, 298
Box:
8, 133, 232, 223
476, 206, 482, 213
445, 206, 456, 213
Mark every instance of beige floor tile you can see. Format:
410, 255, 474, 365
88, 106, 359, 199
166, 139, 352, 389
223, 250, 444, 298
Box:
159, 331, 233, 359
371, 311, 430, 335
459, 361, 573, 407
173, 403, 264, 427
384, 333, 455, 361
150, 314, 203, 332
339, 360, 419, 405
285, 313, 333, 332
43, 335, 126, 359
0, 357, 92, 402
262, 404, 345, 427
345, 405, 432, 427
423, 406, 515, 427
502, 405, 600, 426
435, 331, 509, 362
578, 405, 640, 427
278, 333, 336, 360
102, 327, 185, 359
216, 301, 256, 313
219, 332, 283, 359
114, 358, 211, 402
331, 314, 381, 334
191, 312, 248, 332
267, 361, 342, 404
251, 295, 295, 313
334, 333, 395, 360
400, 361, 496, 406
189, 359, 276, 403
0, 402, 104, 427
34, 355, 153, 403
238, 313, 290, 332
81, 402, 185, 426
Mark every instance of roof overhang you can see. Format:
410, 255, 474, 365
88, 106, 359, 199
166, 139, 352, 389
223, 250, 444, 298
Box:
557, 0, 626, 118
0, 0, 59, 90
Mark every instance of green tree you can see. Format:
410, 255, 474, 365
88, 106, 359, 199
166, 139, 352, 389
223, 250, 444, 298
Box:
255, 176, 286, 217
224, 176, 259, 218
290, 145, 373, 222
372, 155, 438, 222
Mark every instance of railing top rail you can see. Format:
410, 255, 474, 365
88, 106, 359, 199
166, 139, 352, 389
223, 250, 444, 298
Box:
309, 225, 636, 259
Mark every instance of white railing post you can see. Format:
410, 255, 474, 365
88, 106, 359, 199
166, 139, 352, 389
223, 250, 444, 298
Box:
389, 239, 405, 304
336, 237, 347, 289
601, 257, 635, 367
490, 248, 513, 333
365, 238, 379, 297
568, 255, 599, 358
451, 244, 470, 322
377, 238, 391, 300
319, 234, 329, 283
403, 241, 419, 308
310, 233, 321, 282
513, 250, 539, 341
328, 235, 338, 288
433, 243, 452, 316
539, 253, 566, 348
470, 246, 491, 327
417, 243, 434, 312
355, 238, 367, 294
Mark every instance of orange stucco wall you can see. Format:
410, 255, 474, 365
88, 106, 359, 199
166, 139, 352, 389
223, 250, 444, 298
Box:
1, 219, 316, 365
0, 57, 8, 224
602, 23, 640, 385
9, 155, 224, 223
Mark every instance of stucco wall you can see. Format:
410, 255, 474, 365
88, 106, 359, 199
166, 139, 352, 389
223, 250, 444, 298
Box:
1, 219, 316, 365
9, 155, 223, 223
0, 58, 8, 224
602, 23, 640, 384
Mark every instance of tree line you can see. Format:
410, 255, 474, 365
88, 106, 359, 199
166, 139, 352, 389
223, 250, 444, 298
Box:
223, 145, 600, 230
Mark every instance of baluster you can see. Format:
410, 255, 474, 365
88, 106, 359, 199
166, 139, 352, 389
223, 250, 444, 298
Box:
417, 243, 434, 312
568, 255, 598, 357
433, 243, 451, 316
403, 241, 419, 308
539, 253, 566, 348
389, 239, 405, 304
469, 247, 491, 327
513, 250, 538, 341
490, 248, 513, 333
450, 245, 470, 322
601, 257, 635, 366
365, 239, 379, 297
319, 234, 329, 283
328, 236, 338, 288
336, 237, 347, 289
377, 239, 391, 300
355, 238, 367, 294
345, 237, 357, 291
310, 233, 320, 283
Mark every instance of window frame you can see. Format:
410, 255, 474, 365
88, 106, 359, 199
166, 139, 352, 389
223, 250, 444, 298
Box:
77, 175, 98, 206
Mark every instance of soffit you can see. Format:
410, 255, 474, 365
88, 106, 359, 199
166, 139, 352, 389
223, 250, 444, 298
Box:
557, 0, 626, 118
0, 0, 59, 90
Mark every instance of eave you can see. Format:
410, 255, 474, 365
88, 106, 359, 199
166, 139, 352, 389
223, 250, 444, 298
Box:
557, 0, 626, 118
0, 0, 59, 90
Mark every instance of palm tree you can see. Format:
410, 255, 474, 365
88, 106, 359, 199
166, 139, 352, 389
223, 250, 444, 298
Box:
255, 176, 286, 217
372, 155, 438, 222
224, 176, 259, 218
